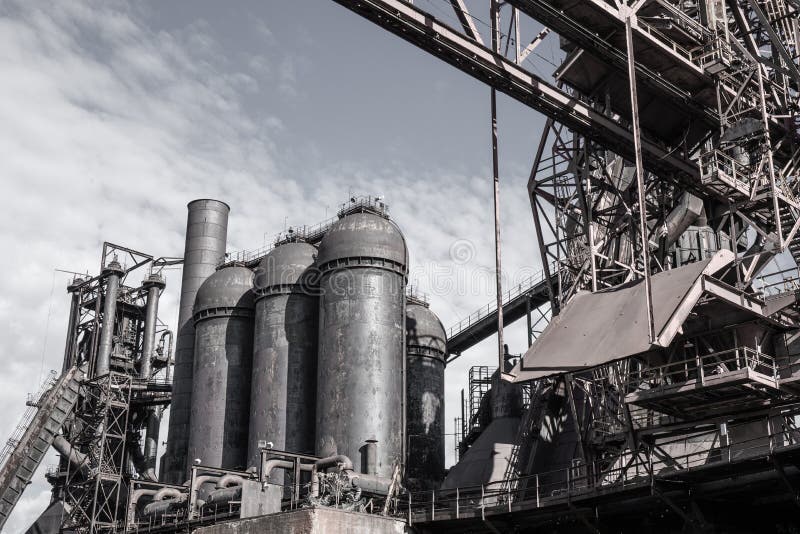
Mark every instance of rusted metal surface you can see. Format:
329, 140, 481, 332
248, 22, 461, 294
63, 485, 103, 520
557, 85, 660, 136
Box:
165, 199, 229, 484
405, 301, 447, 491
248, 242, 319, 471
187, 266, 254, 472
315, 211, 408, 479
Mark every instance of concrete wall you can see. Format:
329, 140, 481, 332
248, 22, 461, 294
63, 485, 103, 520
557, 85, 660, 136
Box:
195, 507, 411, 534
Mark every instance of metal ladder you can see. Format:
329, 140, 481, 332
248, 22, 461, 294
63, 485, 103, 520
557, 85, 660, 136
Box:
0, 365, 84, 530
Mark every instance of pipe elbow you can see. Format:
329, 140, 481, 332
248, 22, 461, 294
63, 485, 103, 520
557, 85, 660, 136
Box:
216, 474, 244, 489
314, 454, 354, 472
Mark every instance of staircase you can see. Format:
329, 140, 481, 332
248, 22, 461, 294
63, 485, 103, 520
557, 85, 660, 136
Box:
0, 365, 84, 530
500, 381, 547, 497
779, 205, 800, 267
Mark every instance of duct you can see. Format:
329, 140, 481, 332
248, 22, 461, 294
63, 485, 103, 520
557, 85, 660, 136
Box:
660, 193, 704, 248
140, 274, 165, 380
164, 199, 229, 484
96, 260, 123, 377
52, 435, 90, 478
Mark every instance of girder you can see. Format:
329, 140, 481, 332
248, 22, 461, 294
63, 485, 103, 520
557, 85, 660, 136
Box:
331, 0, 698, 182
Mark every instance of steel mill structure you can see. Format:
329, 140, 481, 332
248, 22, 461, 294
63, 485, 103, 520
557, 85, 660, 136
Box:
1, 0, 800, 533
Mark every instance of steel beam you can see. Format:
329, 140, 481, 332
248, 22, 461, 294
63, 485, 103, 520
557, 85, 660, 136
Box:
331, 0, 699, 182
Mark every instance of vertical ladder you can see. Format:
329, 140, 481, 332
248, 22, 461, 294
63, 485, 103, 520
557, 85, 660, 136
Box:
0, 366, 84, 530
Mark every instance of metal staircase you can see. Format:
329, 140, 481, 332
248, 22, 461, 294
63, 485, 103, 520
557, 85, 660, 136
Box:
500, 381, 547, 496
779, 206, 800, 267
0, 365, 85, 530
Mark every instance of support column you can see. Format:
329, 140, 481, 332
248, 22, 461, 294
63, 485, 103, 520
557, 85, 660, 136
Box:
624, 10, 656, 344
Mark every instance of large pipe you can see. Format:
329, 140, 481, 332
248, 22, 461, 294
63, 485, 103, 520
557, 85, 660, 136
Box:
62, 277, 84, 373
140, 273, 165, 380
96, 260, 123, 377
52, 435, 90, 477
144, 407, 162, 475
164, 199, 229, 484
204, 486, 242, 507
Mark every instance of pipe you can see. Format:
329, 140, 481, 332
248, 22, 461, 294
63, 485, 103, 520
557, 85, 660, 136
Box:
127, 435, 157, 482
345, 471, 394, 496
62, 278, 83, 373
127, 488, 158, 526
361, 440, 378, 475
153, 487, 186, 502
311, 453, 394, 496
216, 474, 244, 489
314, 454, 354, 472
140, 274, 165, 380
260, 459, 315, 483
204, 486, 242, 507
142, 498, 184, 517
159, 330, 174, 381
144, 407, 162, 474
96, 260, 123, 376
52, 435, 90, 477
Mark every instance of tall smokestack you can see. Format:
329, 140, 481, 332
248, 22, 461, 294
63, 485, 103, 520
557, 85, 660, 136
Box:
163, 199, 229, 483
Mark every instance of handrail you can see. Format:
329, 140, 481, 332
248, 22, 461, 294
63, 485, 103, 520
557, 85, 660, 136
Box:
447, 263, 554, 339
401, 411, 800, 522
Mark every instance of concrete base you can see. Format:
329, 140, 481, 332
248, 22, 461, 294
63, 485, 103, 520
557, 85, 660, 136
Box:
195, 506, 411, 534
240, 481, 282, 519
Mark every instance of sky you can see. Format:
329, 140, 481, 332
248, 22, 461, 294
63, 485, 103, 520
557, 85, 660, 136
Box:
0, 1, 559, 531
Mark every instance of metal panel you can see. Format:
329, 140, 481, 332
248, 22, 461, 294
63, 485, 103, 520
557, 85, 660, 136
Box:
513, 250, 738, 381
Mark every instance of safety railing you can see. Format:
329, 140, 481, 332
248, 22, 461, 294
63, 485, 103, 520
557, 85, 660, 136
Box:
0, 370, 58, 469
447, 265, 552, 340
402, 417, 800, 523
623, 347, 778, 396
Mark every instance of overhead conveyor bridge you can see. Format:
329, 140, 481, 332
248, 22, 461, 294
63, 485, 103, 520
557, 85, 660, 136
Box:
0, 365, 84, 531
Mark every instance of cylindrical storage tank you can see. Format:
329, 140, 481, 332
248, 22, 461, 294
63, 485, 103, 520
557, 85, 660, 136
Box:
187, 265, 254, 472
165, 199, 229, 484
247, 242, 319, 470
405, 299, 446, 490
315, 208, 407, 478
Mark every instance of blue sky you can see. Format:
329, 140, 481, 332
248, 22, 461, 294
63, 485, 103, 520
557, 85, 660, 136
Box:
0, 1, 556, 530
